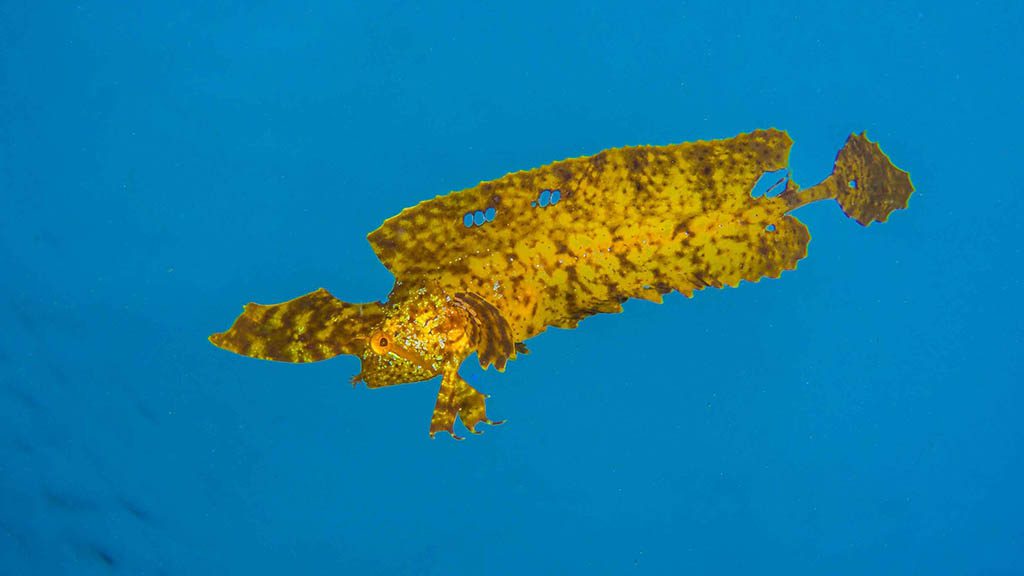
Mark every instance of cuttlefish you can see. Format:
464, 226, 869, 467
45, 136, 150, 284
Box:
210, 129, 913, 439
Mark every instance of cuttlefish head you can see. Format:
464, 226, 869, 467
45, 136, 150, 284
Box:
208, 285, 447, 388
353, 282, 472, 388
354, 282, 520, 387
209, 282, 517, 388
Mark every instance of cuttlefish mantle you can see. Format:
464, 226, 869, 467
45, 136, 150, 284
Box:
210, 129, 914, 439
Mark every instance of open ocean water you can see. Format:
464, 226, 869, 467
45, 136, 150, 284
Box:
1, 1, 1021, 574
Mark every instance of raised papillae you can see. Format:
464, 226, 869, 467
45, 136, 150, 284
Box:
210, 129, 914, 439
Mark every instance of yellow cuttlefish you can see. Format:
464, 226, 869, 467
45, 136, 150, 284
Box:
210, 129, 914, 439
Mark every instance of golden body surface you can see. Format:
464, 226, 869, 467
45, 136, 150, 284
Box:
210, 129, 913, 439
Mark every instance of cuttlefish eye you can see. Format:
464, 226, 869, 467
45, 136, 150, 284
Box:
369, 331, 391, 355
367, 330, 434, 372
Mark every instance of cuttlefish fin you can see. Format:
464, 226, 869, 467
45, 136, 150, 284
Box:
452, 292, 516, 371
429, 368, 504, 440
781, 132, 914, 225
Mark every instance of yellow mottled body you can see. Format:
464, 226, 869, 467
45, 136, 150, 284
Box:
369, 130, 814, 340
211, 129, 914, 439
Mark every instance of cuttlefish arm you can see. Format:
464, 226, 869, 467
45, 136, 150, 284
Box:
429, 364, 505, 440
425, 292, 517, 439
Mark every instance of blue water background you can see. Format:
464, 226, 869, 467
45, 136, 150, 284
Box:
2, 2, 1021, 574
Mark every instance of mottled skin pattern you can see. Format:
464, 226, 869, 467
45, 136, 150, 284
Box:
209, 289, 383, 362
210, 129, 914, 439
